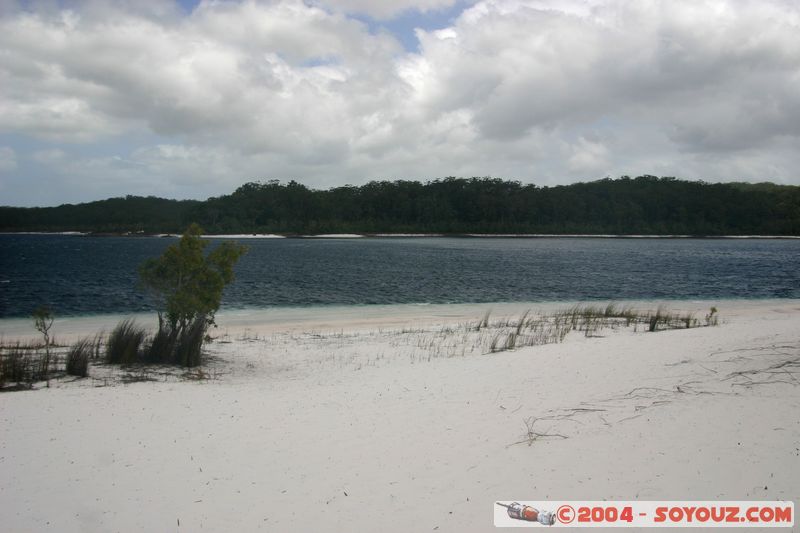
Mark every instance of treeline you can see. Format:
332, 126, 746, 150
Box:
0, 196, 200, 234
1, 176, 799, 235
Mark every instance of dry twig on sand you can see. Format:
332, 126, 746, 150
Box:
508, 416, 568, 447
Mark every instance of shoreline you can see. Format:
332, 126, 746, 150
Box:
2, 298, 797, 342
2, 231, 799, 239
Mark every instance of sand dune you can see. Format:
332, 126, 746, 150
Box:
1, 300, 798, 532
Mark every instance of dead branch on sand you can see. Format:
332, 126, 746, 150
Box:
508, 416, 568, 447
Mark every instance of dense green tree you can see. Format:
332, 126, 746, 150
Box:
138, 224, 246, 366
139, 224, 247, 332
1, 176, 798, 235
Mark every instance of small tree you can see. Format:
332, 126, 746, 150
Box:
139, 224, 246, 366
32, 306, 54, 347
32, 306, 54, 384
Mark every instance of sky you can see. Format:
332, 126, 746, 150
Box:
1, 0, 799, 206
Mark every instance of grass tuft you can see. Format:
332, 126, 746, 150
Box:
106, 319, 146, 365
66, 338, 92, 377
143, 318, 207, 367
1, 342, 37, 387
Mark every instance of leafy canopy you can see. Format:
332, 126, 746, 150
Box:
139, 224, 246, 330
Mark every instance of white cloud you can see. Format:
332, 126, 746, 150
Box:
568, 136, 610, 174
1, 0, 800, 205
31, 148, 66, 164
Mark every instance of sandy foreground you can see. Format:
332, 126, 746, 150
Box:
1, 300, 798, 532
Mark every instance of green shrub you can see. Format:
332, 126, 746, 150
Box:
139, 224, 245, 367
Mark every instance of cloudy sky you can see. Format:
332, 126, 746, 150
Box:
1, 0, 799, 206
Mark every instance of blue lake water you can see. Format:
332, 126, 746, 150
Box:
0, 235, 798, 318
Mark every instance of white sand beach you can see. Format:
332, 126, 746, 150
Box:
1, 300, 798, 532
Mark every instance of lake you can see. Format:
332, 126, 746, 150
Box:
0, 235, 798, 318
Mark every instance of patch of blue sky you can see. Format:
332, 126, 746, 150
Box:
352, 2, 467, 52
298, 55, 340, 68
175, 0, 201, 12
174, 0, 467, 53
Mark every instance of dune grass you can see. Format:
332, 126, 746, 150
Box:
105, 319, 147, 365
0, 342, 40, 388
2, 302, 721, 388
65, 338, 93, 377
104, 318, 207, 367
399, 304, 720, 361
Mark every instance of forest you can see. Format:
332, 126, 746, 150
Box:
1, 176, 798, 235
